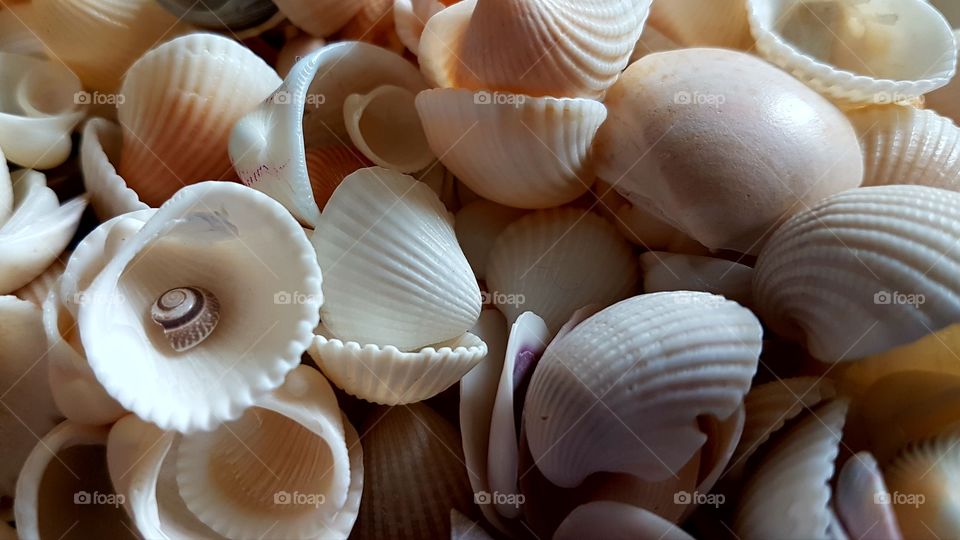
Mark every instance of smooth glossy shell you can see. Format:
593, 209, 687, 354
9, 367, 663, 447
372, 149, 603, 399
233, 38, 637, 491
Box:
835, 452, 903, 540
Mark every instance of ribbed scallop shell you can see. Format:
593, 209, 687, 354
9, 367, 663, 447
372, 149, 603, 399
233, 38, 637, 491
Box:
312, 167, 481, 351
118, 33, 281, 207
418, 0, 652, 99
926, 22, 960, 123
641, 252, 754, 307
754, 185, 960, 362
344, 85, 435, 173
524, 291, 762, 488
454, 200, 527, 281
848, 105, 960, 190
486, 208, 639, 334
80, 118, 149, 221
835, 452, 903, 540
417, 89, 605, 209
273, 0, 365, 37
648, 0, 753, 49
884, 431, 960, 539
554, 501, 695, 540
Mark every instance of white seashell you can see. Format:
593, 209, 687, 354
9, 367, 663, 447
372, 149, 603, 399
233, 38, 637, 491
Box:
394, 0, 446, 56
525, 291, 762, 488
754, 185, 960, 361
746, 0, 958, 105
485, 208, 639, 335
848, 105, 960, 190
735, 399, 849, 540
596, 47, 864, 254
14, 258, 64, 306
554, 501, 696, 540
150, 286, 221, 352
344, 85, 435, 173
641, 252, 755, 307
418, 0, 653, 99
0, 52, 85, 169
312, 167, 481, 350
80, 118, 149, 221
276, 34, 326, 77
835, 452, 903, 540
416, 89, 606, 209
273, 0, 364, 37
884, 431, 960, 539
455, 199, 528, 281
648, 0, 753, 49
77, 182, 322, 433
0, 4, 46, 57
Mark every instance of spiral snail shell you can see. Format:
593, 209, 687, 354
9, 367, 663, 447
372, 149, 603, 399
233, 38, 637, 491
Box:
150, 287, 221, 352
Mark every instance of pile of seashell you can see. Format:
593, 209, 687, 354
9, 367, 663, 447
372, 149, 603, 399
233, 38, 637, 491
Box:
2, 0, 960, 538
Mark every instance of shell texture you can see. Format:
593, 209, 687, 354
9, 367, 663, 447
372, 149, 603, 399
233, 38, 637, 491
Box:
80, 118, 149, 221
884, 431, 960, 539
150, 286, 221, 352
454, 200, 528, 281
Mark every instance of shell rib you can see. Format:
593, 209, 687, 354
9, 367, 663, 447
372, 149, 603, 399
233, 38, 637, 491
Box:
344, 85, 435, 173
80, 118, 149, 221
754, 185, 960, 362
927, 33, 960, 123
524, 291, 763, 488
273, 0, 365, 37
641, 252, 755, 307
554, 501, 696, 540
884, 431, 960, 539
835, 452, 903, 540
304, 145, 374, 210
418, 0, 653, 99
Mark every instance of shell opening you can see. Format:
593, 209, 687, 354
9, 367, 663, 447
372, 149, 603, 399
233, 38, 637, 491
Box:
344, 85, 434, 173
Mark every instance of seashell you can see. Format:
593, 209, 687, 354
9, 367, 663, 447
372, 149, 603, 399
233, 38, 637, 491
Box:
0, 52, 85, 169
394, 0, 447, 56
735, 399, 849, 540
641, 252, 754, 307
154, 0, 279, 31
118, 33, 281, 208
596, 48, 864, 254
418, 0, 653, 99
273, 0, 365, 37
450, 509, 495, 540
835, 452, 903, 540
554, 501, 696, 540
339, 0, 405, 54
746, 0, 958, 105
454, 199, 528, 281
312, 167, 481, 350
353, 403, 474, 539
629, 23, 682, 63
150, 286, 221, 352
80, 118, 149, 221
848, 104, 960, 190
648, 0, 753, 49
14, 258, 64, 306
77, 182, 322, 433
28, 0, 190, 91
229, 42, 428, 227
304, 145, 374, 210
525, 291, 762, 488
344, 85, 436, 173
0, 4, 46, 57
276, 34, 326, 77
416, 88, 606, 209
613, 202, 707, 253
925, 34, 960, 124
485, 208, 639, 335
883, 431, 960, 539
754, 185, 960, 362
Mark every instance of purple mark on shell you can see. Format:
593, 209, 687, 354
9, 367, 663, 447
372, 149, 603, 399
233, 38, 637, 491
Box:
513, 346, 544, 437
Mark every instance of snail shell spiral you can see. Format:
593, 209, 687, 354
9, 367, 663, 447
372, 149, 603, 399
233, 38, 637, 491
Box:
151, 287, 221, 352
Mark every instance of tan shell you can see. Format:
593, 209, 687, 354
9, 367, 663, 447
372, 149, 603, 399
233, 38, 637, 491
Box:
394, 0, 446, 56
304, 145, 373, 210
648, 0, 753, 49
884, 431, 960, 539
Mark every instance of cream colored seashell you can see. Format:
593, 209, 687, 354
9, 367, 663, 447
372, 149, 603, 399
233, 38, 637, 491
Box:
28, 0, 190, 91
353, 403, 474, 539
0, 4, 46, 57
312, 167, 481, 350
835, 452, 903, 540
309, 324, 487, 405
0, 53, 85, 169
344, 85, 436, 173
554, 501, 696, 540
884, 431, 960, 539
735, 399, 849, 540
276, 34, 326, 77
416, 88, 605, 209
525, 291, 762, 488
78, 182, 322, 433
641, 252, 754, 307
754, 185, 960, 362
648, 0, 753, 49
14, 258, 64, 306
273, 0, 364, 37
848, 105, 960, 190
418, 0, 652, 99
80, 118, 149, 221
394, 0, 446, 56
486, 208, 639, 335
596, 48, 864, 254
747, 0, 958, 105
455, 200, 528, 281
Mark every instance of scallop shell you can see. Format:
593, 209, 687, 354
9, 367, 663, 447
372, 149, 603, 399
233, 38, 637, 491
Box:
0, 52, 85, 169
485, 208, 639, 335
154, 0, 278, 31
80, 118, 149, 221
884, 431, 960, 539
524, 291, 762, 488
848, 105, 960, 190
312, 167, 481, 350
273, 0, 365, 37
344, 85, 435, 173
596, 47, 864, 254
0, 4, 46, 57
454, 199, 528, 281
746, 0, 958, 105
394, 0, 446, 56
641, 252, 754, 307
416, 89, 606, 209
418, 0, 652, 99
304, 145, 373, 210
554, 501, 696, 540
77, 182, 322, 433
835, 452, 903, 540
648, 0, 753, 49
753, 185, 960, 361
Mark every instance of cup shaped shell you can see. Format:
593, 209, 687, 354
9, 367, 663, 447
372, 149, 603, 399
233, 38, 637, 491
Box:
416, 89, 606, 209
78, 182, 322, 433
647, 0, 753, 50
485, 208, 639, 334
746, 0, 958, 105
80, 118, 149, 221
596, 48, 864, 254
154, 0, 278, 30
419, 0, 652, 99
835, 452, 903, 540
753, 185, 960, 361
273, 0, 365, 37
344, 85, 435, 173
554, 501, 696, 540
312, 167, 481, 350
454, 200, 528, 281
118, 33, 281, 207
883, 432, 960, 539
524, 291, 763, 488
641, 252, 755, 308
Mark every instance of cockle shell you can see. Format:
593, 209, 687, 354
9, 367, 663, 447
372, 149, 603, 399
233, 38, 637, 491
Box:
648, 0, 753, 49
394, 0, 446, 56
0, 4, 46, 57
154, 0, 279, 31
754, 185, 960, 361
848, 105, 960, 190
416, 89, 606, 209
883, 431, 960, 539
344, 85, 435, 173
118, 33, 281, 208
273, 0, 364, 37
835, 452, 903, 540
525, 291, 762, 488
485, 208, 639, 334
418, 0, 652, 99
596, 48, 864, 254
80, 118, 149, 221
746, 0, 958, 105
0, 52, 85, 169
312, 167, 481, 350
454, 200, 527, 281
554, 501, 696, 540
641, 252, 755, 308
304, 145, 373, 210
77, 182, 322, 433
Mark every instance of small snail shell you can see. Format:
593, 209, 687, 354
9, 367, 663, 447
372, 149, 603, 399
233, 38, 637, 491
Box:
150, 287, 220, 352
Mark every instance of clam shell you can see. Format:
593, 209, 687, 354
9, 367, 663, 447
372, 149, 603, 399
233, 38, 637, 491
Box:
454, 199, 528, 281
524, 291, 762, 488
419, 0, 652, 99
304, 145, 373, 210
416, 89, 606, 209
746, 0, 958, 105
641, 252, 754, 307
554, 501, 696, 540
394, 0, 446, 56
154, 0, 278, 30
273, 0, 365, 37
0, 4, 46, 57
648, 0, 753, 49
884, 431, 960, 539
835, 452, 903, 540
312, 167, 481, 350
344, 85, 435, 173
80, 118, 149, 221
754, 185, 960, 361
78, 182, 322, 433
